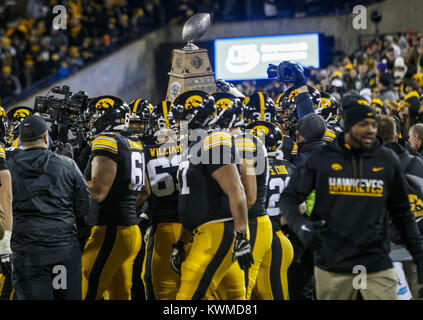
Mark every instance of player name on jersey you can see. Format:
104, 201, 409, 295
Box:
149, 144, 182, 157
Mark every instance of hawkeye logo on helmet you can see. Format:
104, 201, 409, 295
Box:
251, 125, 269, 137
185, 95, 203, 109
96, 98, 115, 109
216, 98, 233, 111
14, 109, 31, 118
321, 98, 331, 108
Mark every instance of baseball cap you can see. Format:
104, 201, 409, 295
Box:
19, 115, 49, 142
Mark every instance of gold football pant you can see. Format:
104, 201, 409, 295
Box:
142, 222, 192, 300
244, 215, 273, 300
82, 225, 141, 300
0, 273, 14, 300
251, 226, 294, 300
176, 220, 245, 300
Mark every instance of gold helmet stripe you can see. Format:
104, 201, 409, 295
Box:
162, 101, 169, 128
258, 92, 265, 121
132, 99, 141, 115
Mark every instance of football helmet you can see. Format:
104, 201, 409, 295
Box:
0, 106, 10, 144
243, 92, 278, 124
128, 98, 154, 137
316, 92, 341, 124
6, 105, 33, 140
245, 120, 282, 157
211, 92, 243, 129
85, 95, 130, 137
277, 85, 321, 129
171, 90, 217, 131
150, 101, 178, 138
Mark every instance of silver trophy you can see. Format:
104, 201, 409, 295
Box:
182, 13, 211, 51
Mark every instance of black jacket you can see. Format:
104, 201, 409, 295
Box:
7, 147, 89, 263
280, 134, 423, 273
293, 139, 326, 166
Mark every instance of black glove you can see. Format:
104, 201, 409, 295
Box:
296, 220, 326, 251
233, 230, 254, 270
170, 241, 186, 275
276, 61, 306, 87
267, 64, 278, 79
0, 252, 12, 278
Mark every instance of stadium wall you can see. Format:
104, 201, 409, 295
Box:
11, 0, 423, 108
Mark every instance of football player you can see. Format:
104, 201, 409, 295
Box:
128, 98, 154, 144
127, 98, 154, 300
171, 90, 253, 300
81, 95, 144, 300
6, 106, 33, 148
210, 91, 273, 300
139, 100, 187, 300
258, 121, 295, 300
316, 92, 343, 144
0, 106, 13, 300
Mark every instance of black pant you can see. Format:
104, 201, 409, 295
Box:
12, 246, 82, 300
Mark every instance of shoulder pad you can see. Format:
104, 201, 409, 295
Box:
92, 134, 118, 154
203, 131, 232, 151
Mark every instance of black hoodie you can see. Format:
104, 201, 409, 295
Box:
280, 134, 423, 273
7, 147, 89, 263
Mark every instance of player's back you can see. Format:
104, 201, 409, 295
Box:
266, 157, 295, 220
85, 133, 145, 226
144, 140, 181, 224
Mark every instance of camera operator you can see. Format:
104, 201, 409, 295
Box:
7, 115, 89, 300
34, 86, 90, 161
267, 61, 315, 119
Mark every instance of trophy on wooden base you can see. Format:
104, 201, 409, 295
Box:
166, 13, 217, 101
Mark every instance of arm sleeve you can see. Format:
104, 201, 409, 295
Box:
388, 159, 423, 257
295, 92, 315, 119
72, 160, 90, 227
279, 154, 316, 232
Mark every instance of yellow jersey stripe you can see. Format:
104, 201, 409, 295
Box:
204, 141, 233, 151
325, 129, 337, 139
93, 139, 118, 149
235, 140, 256, 150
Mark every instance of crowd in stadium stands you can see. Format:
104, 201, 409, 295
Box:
237, 30, 423, 140
0, 0, 160, 105
0, 0, 383, 105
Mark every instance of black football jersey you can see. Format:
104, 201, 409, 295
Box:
144, 141, 182, 223
275, 134, 298, 163
177, 130, 237, 231
84, 133, 145, 226
234, 132, 269, 218
266, 157, 295, 223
